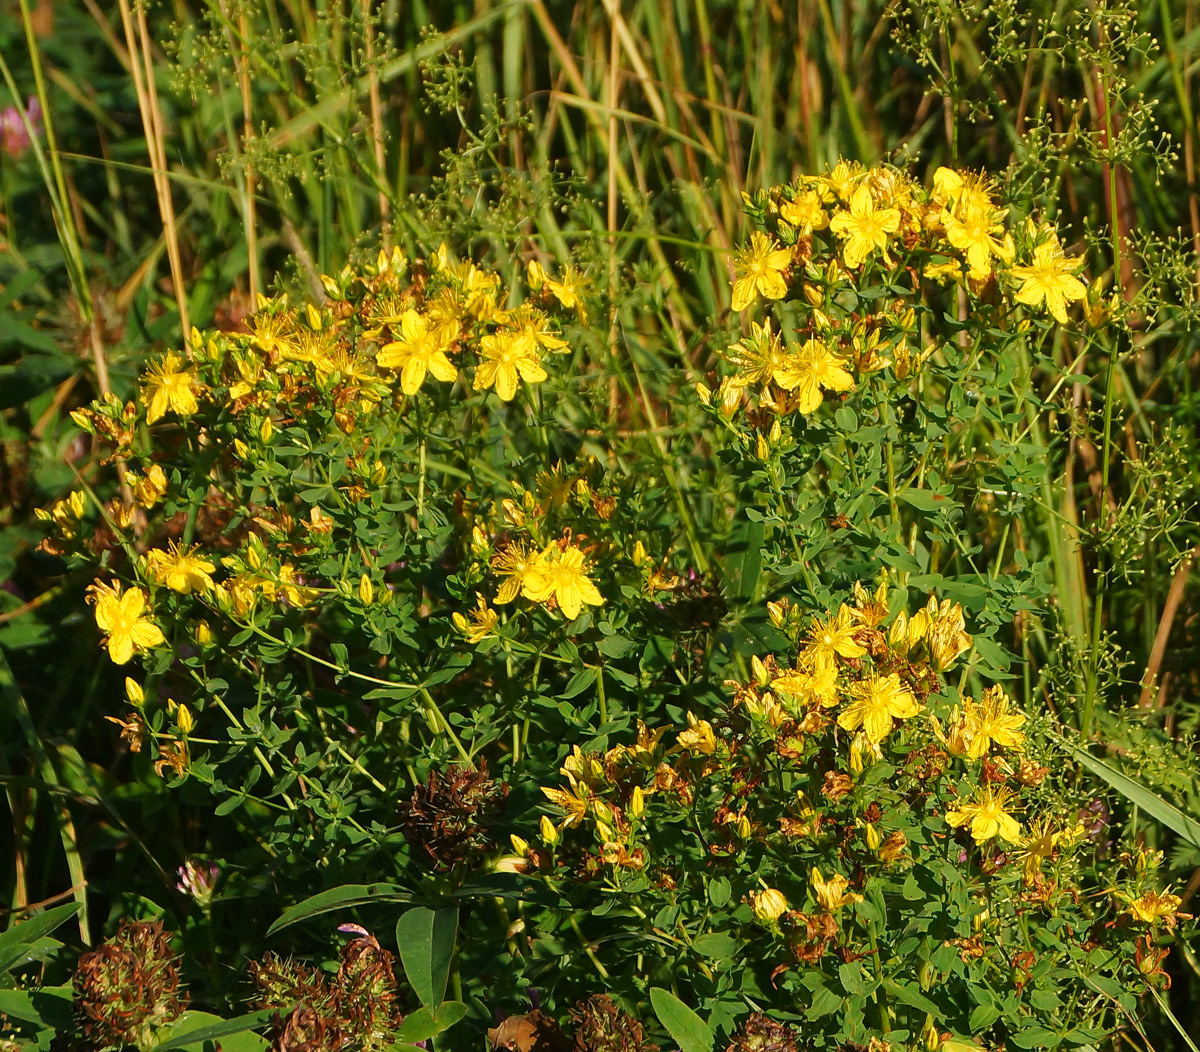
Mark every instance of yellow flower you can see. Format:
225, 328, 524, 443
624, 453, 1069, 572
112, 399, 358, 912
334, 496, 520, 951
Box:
804, 603, 866, 669
88, 580, 166, 665
521, 545, 603, 620
725, 319, 792, 389
775, 337, 854, 414
932, 167, 994, 219
945, 209, 1014, 280
491, 542, 540, 605
452, 592, 499, 643
508, 305, 569, 352
676, 711, 718, 756
809, 866, 862, 911
541, 776, 590, 828
965, 686, 1026, 758
1124, 888, 1184, 926
1009, 237, 1086, 324
821, 160, 864, 203
945, 785, 1022, 844
780, 189, 828, 233
528, 259, 588, 318
772, 661, 838, 710
730, 232, 792, 312
750, 888, 789, 923
145, 543, 216, 595
474, 331, 547, 401
248, 309, 295, 356
142, 353, 202, 425
837, 672, 920, 743
924, 597, 972, 669
277, 563, 317, 607
377, 309, 458, 395
828, 186, 900, 269
1016, 818, 1067, 884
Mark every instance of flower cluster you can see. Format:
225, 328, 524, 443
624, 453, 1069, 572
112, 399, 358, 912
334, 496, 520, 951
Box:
712, 162, 1094, 420
522, 577, 1185, 1044
52, 247, 593, 667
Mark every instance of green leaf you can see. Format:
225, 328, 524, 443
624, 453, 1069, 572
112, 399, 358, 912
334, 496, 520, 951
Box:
1067, 745, 1200, 848
692, 933, 739, 959
153, 1009, 272, 1050
392, 1001, 468, 1042
0, 985, 73, 1029
707, 877, 732, 908
650, 987, 712, 1052
968, 1004, 1001, 1032
0, 904, 80, 974
896, 489, 956, 513
1009, 1026, 1062, 1049
882, 979, 939, 1016
267, 884, 414, 935
838, 962, 872, 996
395, 906, 458, 1011
805, 985, 843, 1019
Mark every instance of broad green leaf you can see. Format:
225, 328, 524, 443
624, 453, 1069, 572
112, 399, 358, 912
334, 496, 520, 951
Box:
692, 933, 739, 959
392, 1001, 468, 1042
267, 884, 414, 935
395, 906, 458, 1011
806, 985, 843, 1019
897, 489, 956, 513
882, 979, 939, 1016
968, 1004, 1001, 1032
153, 1009, 271, 1050
1009, 1025, 1062, 1049
707, 877, 732, 908
0, 985, 72, 1029
650, 987, 712, 1052
0, 904, 79, 974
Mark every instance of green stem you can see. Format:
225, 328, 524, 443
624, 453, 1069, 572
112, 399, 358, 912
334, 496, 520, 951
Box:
419, 687, 472, 766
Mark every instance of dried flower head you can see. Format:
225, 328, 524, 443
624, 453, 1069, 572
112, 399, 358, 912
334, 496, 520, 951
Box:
73, 919, 188, 1049
570, 994, 657, 1052
399, 761, 509, 868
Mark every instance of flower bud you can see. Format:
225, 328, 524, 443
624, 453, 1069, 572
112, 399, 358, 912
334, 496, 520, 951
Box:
864, 823, 882, 850
921, 1020, 940, 1050
767, 598, 790, 629
510, 834, 530, 856
259, 416, 274, 443
174, 705, 196, 736
540, 815, 560, 846
629, 785, 645, 818
125, 677, 144, 707
358, 574, 374, 605
751, 655, 770, 687
750, 888, 788, 924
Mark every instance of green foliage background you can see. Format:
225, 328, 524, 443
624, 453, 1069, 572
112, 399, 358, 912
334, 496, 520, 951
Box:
1, 0, 1199, 1050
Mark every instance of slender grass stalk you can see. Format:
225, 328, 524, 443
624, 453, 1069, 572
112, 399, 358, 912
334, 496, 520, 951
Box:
117, 0, 191, 341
